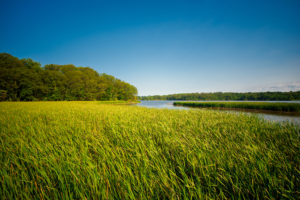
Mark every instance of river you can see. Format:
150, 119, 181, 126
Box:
135, 100, 300, 125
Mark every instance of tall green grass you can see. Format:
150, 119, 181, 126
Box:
174, 101, 300, 113
0, 101, 299, 199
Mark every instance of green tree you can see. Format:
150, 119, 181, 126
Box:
0, 53, 138, 101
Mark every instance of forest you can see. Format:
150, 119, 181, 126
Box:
140, 91, 300, 101
0, 53, 137, 101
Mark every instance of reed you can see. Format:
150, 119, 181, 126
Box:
174, 101, 300, 113
0, 101, 299, 199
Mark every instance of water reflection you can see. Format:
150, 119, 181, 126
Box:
135, 100, 300, 125
136, 100, 189, 110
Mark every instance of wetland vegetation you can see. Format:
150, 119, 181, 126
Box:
1, 101, 299, 199
174, 101, 300, 114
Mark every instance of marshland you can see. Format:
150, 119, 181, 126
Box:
0, 101, 299, 199
173, 101, 300, 114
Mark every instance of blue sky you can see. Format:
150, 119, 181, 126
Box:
1, 0, 299, 95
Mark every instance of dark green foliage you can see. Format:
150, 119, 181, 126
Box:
140, 91, 300, 101
174, 101, 300, 113
0, 53, 137, 101
0, 90, 7, 101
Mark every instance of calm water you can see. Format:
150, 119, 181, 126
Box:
135, 100, 300, 125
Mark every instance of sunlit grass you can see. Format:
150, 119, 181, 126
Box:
0, 101, 299, 199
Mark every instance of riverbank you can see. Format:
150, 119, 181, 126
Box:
97, 100, 140, 105
174, 101, 300, 114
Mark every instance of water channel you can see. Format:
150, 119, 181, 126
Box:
135, 100, 300, 125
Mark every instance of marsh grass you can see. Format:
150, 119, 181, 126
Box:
174, 101, 300, 113
0, 101, 299, 199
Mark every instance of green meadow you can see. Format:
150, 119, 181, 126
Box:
0, 101, 299, 199
174, 101, 300, 113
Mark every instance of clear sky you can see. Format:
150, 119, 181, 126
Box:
1, 0, 300, 95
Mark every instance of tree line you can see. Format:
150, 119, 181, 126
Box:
139, 91, 300, 101
0, 53, 137, 101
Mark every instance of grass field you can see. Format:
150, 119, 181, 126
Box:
174, 101, 300, 113
0, 101, 299, 199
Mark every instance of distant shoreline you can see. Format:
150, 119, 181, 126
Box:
139, 91, 300, 101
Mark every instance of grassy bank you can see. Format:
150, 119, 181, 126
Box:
96, 100, 140, 105
174, 101, 300, 113
0, 101, 299, 199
